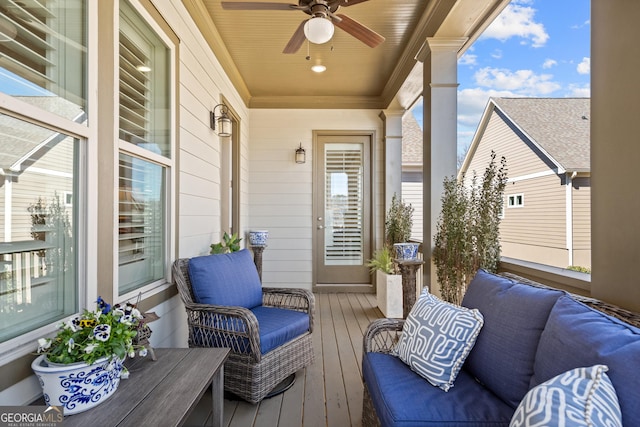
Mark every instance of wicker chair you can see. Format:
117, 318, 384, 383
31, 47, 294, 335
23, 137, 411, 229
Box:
172, 252, 315, 404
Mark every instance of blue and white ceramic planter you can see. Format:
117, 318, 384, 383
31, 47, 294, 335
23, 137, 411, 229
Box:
249, 230, 269, 246
32, 355, 125, 415
393, 243, 420, 261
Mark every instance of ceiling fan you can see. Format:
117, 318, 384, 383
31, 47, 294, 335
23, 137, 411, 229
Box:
220, 0, 385, 54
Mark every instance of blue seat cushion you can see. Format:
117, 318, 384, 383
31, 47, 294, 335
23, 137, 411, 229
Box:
461, 269, 563, 408
191, 306, 310, 355
252, 306, 310, 354
188, 249, 263, 309
363, 352, 513, 427
530, 295, 640, 427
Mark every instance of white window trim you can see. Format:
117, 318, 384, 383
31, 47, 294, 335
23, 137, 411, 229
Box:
112, 0, 176, 305
507, 193, 524, 208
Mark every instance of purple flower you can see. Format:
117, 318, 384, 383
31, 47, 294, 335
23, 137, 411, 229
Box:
97, 296, 111, 314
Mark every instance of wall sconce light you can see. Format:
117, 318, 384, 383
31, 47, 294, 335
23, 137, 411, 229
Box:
210, 103, 232, 137
295, 143, 306, 164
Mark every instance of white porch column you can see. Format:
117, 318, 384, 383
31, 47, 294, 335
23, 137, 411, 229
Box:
379, 109, 404, 211
419, 37, 467, 295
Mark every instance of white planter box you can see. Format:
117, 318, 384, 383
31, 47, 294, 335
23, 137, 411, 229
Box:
376, 270, 403, 318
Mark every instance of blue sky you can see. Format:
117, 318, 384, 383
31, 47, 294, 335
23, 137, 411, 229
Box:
413, 0, 591, 154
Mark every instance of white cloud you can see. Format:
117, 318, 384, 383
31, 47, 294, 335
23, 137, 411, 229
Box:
482, 4, 549, 48
577, 57, 590, 74
474, 67, 561, 95
542, 59, 557, 69
458, 87, 517, 127
457, 87, 518, 150
491, 49, 503, 59
568, 84, 591, 97
458, 53, 477, 66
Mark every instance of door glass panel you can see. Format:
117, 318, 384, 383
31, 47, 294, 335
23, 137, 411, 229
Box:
324, 143, 363, 266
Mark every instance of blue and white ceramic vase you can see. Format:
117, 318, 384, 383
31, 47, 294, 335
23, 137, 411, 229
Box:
32, 355, 125, 415
248, 230, 269, 246
393, 243, 420, 261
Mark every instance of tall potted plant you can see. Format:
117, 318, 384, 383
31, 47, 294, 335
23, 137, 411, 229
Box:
367, 193, 414, 318
433, 151, 507, 305
385, 194, 417, 260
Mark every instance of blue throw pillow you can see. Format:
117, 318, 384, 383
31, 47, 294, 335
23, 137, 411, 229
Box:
188, 249, 263, 309
392, 290, 484, 391
510, 365, 622, 427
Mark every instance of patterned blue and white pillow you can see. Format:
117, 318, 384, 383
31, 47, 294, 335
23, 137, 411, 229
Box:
510, 365, 622, 427
392, 290, 484, 391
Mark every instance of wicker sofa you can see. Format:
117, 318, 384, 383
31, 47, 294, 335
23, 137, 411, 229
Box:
172, 249, 315, 404
362, 269, 640, 427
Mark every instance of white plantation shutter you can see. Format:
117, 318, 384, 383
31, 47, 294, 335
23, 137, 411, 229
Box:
0, 1, 56, 87
324, 145, 364, 263
0, 0, 86, 113
117, 0, 170, 295
119, 32, 151, 144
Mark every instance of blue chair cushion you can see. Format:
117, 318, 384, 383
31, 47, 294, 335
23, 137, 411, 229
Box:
530, 295, 640, 427
510, 365, 622, 427
188, 249, 263, 309
191, 306, 310, 355
461, 269, 563, 408
251, 306, 310, 354
363, 352, 514, 427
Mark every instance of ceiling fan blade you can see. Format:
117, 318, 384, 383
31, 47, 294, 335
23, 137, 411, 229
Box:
283, 20, 306, 54
332, 13, 385, 48
333, 0, 371, 7
221, 2, 297, 11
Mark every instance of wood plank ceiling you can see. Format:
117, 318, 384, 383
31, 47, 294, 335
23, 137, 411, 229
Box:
184, 0, 510, 109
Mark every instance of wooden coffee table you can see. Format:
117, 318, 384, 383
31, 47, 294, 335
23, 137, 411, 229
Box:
63, 347, 229, 427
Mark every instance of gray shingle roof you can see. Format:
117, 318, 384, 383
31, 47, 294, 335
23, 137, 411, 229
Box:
492, 97, 590, 171
402, 113, 422, 164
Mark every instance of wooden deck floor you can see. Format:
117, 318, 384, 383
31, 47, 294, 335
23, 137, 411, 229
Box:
186, 293, 383, 427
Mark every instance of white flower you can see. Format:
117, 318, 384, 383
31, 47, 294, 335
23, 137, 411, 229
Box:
93, 324, 111, 342
120, 314, 135, 326
84, 343, 98, 354
128, 349, 136, 358
139, 348, 148, 357
67, 338, 75, 352
120, 367, 130, 379
65, 316, 81, 332
37, 338, 52, 352
131, 308, 143, 319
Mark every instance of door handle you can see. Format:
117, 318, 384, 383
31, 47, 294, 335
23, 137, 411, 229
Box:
317, 225, 323, 230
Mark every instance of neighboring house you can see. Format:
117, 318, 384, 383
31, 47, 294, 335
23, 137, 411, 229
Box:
460, 98, 591, 270
402, 113, 423, 242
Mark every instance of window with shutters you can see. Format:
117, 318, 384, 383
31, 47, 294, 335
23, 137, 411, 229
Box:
0, 0, 86, 119
0, 1, 85, 346
324, 144, 364, 264
117, 0, 172, 296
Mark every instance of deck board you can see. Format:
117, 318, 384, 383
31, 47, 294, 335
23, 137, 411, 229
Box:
186, 292, 383, 427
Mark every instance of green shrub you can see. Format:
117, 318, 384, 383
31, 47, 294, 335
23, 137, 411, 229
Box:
434, 151, 507, 304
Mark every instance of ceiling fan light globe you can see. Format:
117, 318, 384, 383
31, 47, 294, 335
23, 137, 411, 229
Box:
304, 17, 334, 44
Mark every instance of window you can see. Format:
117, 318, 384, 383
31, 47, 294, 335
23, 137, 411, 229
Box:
0, 1, 86, 121
508, 194, 524, 208
118, 0, 172, 296
0, 1, 86, 346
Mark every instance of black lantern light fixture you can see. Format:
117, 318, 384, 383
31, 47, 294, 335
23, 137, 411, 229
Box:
295, 143, 306, 164
210, 103, 232, 137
